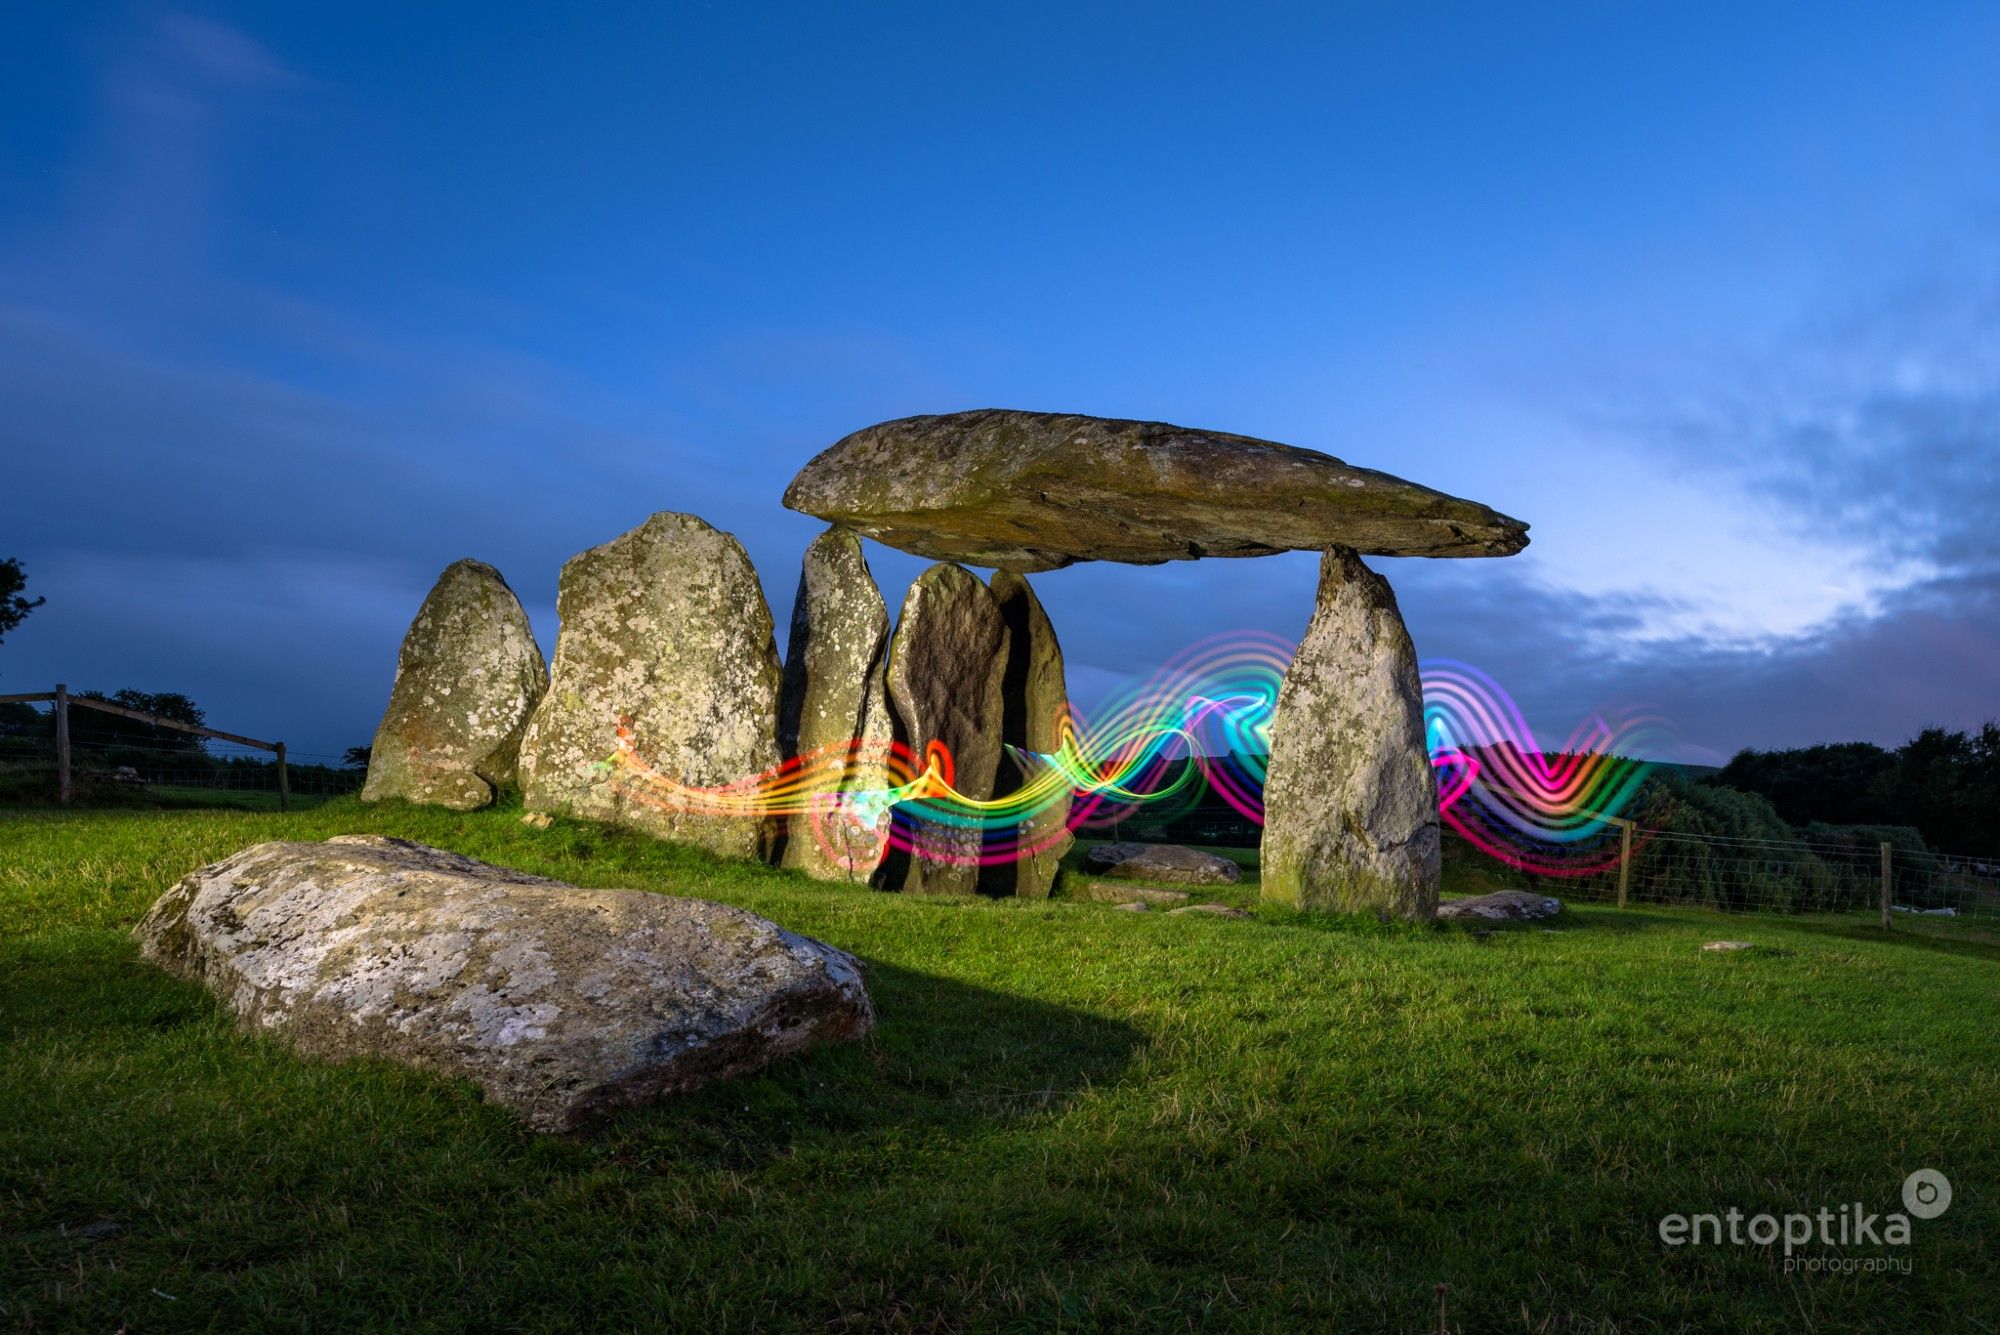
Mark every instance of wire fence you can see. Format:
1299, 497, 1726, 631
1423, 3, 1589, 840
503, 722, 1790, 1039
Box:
1088, 795, 2000, 921
1446, 807, 2000, 921
0, 695, 363, 810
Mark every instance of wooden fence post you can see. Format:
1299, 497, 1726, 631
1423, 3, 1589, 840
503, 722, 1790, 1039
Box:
1880, 841, 1893, 929
1612, 816, 1634, 908
54, 683, 71, 805
59, 694, 287, 809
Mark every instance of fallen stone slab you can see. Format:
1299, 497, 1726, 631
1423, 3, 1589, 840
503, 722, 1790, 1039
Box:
1435, 889, 1563, 923
1168, 903, 1254, 919
134, 836, 873, 1132
1112, 900, 1150, 913
1084, 842, 1242, 886
783, 409, 1530, 572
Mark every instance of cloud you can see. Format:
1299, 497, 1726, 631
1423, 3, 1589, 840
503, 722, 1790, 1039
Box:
1637, 241, 2000, 581
3, 8, 1992, 770
1394, 558, 2000, 762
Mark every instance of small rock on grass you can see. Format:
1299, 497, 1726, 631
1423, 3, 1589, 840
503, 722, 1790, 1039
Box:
1112, 901, 1150, 913
1084, 842, 1242, 886
1703, 940, 1757, 952
520, 811, 553, 829
1436, 889, 1562, 923
1169, 903, 1253, 919
1072, 882, 1190, 906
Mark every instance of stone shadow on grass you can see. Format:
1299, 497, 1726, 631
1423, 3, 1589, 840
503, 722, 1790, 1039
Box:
588, 957, 1147, 1159
4, 937, 1147, 1167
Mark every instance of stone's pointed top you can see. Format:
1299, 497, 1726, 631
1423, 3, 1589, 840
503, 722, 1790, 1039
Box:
361, 558, 546, 812
783, 408, 1529, 572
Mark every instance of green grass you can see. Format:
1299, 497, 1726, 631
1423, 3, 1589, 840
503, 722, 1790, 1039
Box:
3, 800, 1997, 1331
0, 773, 353, 813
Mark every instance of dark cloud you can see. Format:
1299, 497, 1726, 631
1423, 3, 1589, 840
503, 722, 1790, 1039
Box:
1392, 560, 2000, 762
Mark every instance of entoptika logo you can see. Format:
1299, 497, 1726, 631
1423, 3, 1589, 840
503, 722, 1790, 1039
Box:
1659, 1170, 1951, 1275
1902, 1168, 1951, 1219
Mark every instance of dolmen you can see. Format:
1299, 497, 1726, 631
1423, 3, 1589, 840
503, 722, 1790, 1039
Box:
361, 408, 1529, 919
786, 410, 1527, 918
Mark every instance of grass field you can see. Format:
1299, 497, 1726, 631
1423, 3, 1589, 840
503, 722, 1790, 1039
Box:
4, 799, 1996, 1330
0, 772, 353, 813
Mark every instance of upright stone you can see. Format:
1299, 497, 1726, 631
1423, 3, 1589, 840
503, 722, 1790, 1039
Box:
362, 559, 546, 811
778, 527, 895, 883
519, 513, 782, 860
1261, 548, 1439, 918
879, 563, 1009, 895
980, 571, 1072, 898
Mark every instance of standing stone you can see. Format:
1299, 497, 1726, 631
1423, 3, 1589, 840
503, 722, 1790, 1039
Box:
361, 559, 547, 811
778, 527, 895, 883
519, 513, 782, 861
980, 571, 1072, 898
1260, 548, 1439, 918
879, 564, 1009, 895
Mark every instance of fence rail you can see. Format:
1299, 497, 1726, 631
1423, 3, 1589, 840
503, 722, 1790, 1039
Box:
0, 684, 362, 811
1445, 805, 2000, 922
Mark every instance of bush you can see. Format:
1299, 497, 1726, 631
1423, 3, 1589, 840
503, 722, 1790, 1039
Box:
1622, 774, 1846, 911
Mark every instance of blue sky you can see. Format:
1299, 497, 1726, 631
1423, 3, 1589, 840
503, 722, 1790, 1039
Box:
3, 2, 1998, 762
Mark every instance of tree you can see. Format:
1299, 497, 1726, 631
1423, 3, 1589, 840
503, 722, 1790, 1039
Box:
1716, 725, 2000, 857
1718, 742, 1896, 827
1875, 724, 2000, 856
344, 745, 373, 769
74, 690, 209, 758
0, 557, 44, 648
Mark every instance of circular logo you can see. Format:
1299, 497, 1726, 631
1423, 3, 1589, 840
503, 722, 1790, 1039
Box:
1903, 1169, 1952, 1220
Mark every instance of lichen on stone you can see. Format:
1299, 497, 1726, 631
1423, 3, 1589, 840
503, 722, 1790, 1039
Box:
783, 410, 1531, 571
1259, 547, 1440, 918
517, 513, 782, 861
362, 560, 547, 811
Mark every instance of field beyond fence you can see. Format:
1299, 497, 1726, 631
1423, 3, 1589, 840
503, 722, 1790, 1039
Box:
1094, 787, 2000, 921
0, 686, 361, 811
